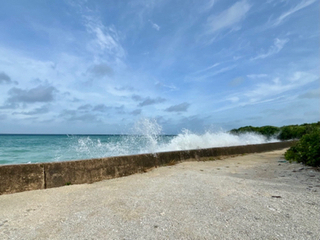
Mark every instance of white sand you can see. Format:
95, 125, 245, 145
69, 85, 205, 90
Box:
0, 149, 319, 239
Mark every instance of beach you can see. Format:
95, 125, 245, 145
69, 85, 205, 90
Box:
0, 149, 319, 239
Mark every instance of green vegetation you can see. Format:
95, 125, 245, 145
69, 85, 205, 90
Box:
278, 122, 320, 140
231, 122, 320, 167
230, 125, 280, 139
230, 122, 320, 140
284, 129, 320, 167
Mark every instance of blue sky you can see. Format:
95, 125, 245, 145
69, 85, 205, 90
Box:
0, 0, 319, 134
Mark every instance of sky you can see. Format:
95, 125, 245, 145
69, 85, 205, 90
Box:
0, 0, 319, 134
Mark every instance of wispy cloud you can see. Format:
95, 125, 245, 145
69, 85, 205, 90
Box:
59, 109, 101, 123
149, 20, 160, 31
84, 16, 126, 60
165, 102, 190, 112
198, 0, 216, 12
247, 74, 268, 79
0, 72, 13, 84
229, 77, 244, 87
131, 109, 142, 115
132, 95, 166, 107
218, 71, 318, 112
152, 23, 160, 31
0, 1, 318, 133
186, 65, 236, 82
251, 38, 289, 60
272, 0, 317, 27
12, 105, 50, 115
245, 71, 318, 100
227, 96, 240, 103
77, 104, 92, 111
155, 81, 178, 91
138, 97, 166, 107
7, 85, 58, 104
298, 89, 320, 99
93, 104, 111, 112
192, 63, 221, 75
87, 63, 114, 78
205, 0, 251, 35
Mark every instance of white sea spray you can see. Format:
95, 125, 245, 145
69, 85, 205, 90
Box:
156, 129, 278, 152
0, 119, 279, 164
70, 118, 278, 158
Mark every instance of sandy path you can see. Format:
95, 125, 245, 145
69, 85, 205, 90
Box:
0, 149, 319, 240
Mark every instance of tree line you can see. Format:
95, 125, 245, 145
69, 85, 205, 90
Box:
230, 121, 320, 140
230, 122, 320, 167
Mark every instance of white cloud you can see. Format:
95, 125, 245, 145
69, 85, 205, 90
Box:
0, 72, 12, 84
68, 1, 126, 62
12, 105, 50, 116
7, 85, 58, 104
299, 89, 320, 99
87, 63, 114, 78
251, 38, 289, 60
247, 74, 268, 79
150, 21, 160, 31
198, 0, 216, 12
206, 0, 251, 35
84, 16, 126, 60
227, 97, 239, 103
132, 95, 166, 107
266, 0, 289, 5
272, 0, 317, 27
229, 77, 244, 87
152, 23, 160, 31
165, 102, 190, 112
245, 71, 318, 100
155, 81, 178, 91
192, 63, 221, 75
187, 65, 235, 82
131, 109, 142, 115
219, 71, 318, 112
0, 0, 318, 133
148, 19, 160, 31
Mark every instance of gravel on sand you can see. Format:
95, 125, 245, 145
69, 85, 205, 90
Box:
0, 149, 319, 240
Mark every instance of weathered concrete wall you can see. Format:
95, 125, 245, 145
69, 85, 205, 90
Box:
0, 141, 296, 195
0, 164, 44, 194
44, 154, 156, 188
155, 141, 295, 166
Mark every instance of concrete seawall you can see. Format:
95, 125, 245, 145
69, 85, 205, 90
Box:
0, 141, 295, 195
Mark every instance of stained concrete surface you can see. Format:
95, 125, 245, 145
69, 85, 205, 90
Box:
0, 141, 295, 195
0, 149, 319, 239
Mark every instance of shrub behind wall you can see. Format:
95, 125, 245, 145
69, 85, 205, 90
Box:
284, 129, 320, 167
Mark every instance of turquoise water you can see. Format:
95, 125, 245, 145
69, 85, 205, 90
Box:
0, 131, 278, 165
0, 116, 278, 165
0, 134, 174, 165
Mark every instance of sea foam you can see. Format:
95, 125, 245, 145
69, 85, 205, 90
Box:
71, 118, 278, 159
156, 129, 278, 153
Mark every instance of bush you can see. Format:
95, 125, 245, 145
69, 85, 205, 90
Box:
284, 129, 320, 167
258, 126, 280, 138
230, 122, 320, 141
230, 125, 280, 139
279, 122, 320, 140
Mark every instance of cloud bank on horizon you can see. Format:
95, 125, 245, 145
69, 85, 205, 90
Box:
0, 0, 319, 134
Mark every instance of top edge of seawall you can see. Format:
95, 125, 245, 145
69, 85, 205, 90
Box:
0, 140, 297, 195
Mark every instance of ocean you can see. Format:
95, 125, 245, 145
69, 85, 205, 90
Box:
0, 119, 278, 165
0, 131, 278, 165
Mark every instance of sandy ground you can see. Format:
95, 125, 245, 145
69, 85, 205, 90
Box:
0, 149, 319, 240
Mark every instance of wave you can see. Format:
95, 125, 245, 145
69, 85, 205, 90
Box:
70, 118, 279, 159
156, 129, 278, 153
